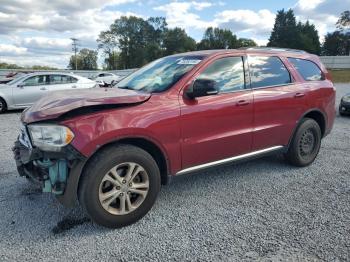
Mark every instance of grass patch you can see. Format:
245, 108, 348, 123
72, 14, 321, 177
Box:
329, 69, 350, 83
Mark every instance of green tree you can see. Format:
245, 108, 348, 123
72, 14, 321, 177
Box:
323, 11, 350, 56
197, 27, 238, 49
336, 10, 350, 30
268, 9, 321, 54
68, 48, 98, 70
323, 31, 350, 56
97, 31, 118, 70
163, 27, 196, 55
237, 38, 257, 48
297, 21, 321, 54
267, 9, 301, 49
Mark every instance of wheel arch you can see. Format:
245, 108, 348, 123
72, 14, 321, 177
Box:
287, 108, 327, 150
58, 136, 170, 208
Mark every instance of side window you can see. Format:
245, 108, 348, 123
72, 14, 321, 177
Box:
249, 56, 291, 88
50, 75, 63, 84
69, 76, 78, 83
288, 58, 323, 81
197, 57, 245, 93
23, 75, 49, 86
50, 75, 75, 84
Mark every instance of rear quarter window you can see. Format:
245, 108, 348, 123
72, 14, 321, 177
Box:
248, 56, 291, 88
288, 58, 323, 81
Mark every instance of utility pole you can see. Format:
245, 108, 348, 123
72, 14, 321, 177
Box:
70, 38, 80, 71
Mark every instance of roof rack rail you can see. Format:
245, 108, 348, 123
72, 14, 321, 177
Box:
239, 47, 308, 54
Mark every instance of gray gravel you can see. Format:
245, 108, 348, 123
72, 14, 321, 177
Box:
0, 84, 350, 261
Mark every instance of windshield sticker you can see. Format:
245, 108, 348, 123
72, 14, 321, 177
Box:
177, 59, 202, 65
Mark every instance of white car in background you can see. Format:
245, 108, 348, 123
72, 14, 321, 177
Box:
93, 72, 122, 86
0, 72, 97, 113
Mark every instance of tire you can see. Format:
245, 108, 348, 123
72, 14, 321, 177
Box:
0, 98, 7, 113
285, 118, 322, 167
78, 144, 161, 228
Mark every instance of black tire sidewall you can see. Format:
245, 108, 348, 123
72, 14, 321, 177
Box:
289, 118, 322, 166
80, 145, 161, 228
0, 98, 6, 113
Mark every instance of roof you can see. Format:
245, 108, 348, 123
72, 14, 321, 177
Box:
172, 47, 313, 58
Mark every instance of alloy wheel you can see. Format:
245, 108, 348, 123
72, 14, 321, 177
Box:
98, 162, 149, 215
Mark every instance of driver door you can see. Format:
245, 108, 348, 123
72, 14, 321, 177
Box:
180, 56, 254, 169
13, 75, 49, 107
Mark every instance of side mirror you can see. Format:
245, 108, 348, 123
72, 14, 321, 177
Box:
186, 79, 218, 99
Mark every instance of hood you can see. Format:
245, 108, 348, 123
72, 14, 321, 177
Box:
21, 88, 151, 123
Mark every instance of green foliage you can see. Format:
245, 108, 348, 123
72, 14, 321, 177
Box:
97, 17, 257, 69
197, 27, 238, 49
0, 62, 57, 70
163, 27, 196, 55
336, 11, 350, 30
267, 9, 321, 54
68, 48, 98, 70
323, 10, 350, 56
323, 31, 350, 55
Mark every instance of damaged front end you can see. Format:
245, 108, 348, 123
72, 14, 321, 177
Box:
13, 123, 85, 198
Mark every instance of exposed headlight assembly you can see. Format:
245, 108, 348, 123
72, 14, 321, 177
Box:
28, 124, 74, 151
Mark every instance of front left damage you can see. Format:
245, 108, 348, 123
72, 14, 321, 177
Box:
13, 123, 86, 205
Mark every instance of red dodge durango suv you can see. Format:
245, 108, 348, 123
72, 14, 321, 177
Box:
13, 48, 336, 228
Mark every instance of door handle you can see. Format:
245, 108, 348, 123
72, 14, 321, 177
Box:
40, 87, 47, 91
236, 100, 250, 106
294, 93, 305, 98
71, 85, 77, 88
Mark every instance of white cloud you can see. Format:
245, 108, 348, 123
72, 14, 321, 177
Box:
0, 44, 27, 56
214, 9, 276, 36
293, 0, 349, 42
154, 2, 214, 30
295, 0, 325, 11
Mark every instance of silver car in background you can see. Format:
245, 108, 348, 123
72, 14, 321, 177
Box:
0, 72, 97, 113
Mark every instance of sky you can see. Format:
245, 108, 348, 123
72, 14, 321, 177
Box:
0, 0, 348, 68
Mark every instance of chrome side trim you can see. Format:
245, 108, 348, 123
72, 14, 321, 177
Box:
176, 146, 284, 176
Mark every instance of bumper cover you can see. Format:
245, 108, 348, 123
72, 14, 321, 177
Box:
13, 139, 86, 207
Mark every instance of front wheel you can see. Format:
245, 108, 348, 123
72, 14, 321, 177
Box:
0, 98, 7, 113
285, 118, 322, 167
79, 144, 161, 228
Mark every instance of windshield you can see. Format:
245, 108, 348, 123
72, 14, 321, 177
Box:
116, 55, 204, 93
7, 74, 28, 85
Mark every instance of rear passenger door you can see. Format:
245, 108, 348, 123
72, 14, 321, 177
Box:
48, 75, 78, 91
248, 55, 309, 150
180, 55, 254, 169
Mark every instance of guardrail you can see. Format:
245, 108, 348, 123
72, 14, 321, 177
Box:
0, 56, 349, 79
0, 69, 137, 79
319, 56, 350, 69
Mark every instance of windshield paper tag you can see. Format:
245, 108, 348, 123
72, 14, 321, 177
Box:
177, 59, 202, 65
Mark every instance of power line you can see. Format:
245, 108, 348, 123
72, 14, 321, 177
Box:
70, 38, 80, 70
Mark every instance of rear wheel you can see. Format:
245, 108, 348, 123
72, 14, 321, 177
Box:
285, 118, 321, 167
0, 98, 7, 113
79, 144, 161, 228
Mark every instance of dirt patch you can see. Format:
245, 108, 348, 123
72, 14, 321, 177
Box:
52, 217, 91, 235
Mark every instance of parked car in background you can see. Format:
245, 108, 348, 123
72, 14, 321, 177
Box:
92, 72, 122, 86
339, 93, 350, 116
0, 72, 97, 113
13, 48, 335, 228
0, 71, 34, 84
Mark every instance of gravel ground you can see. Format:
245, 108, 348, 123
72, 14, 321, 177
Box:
0, 84, 349, 261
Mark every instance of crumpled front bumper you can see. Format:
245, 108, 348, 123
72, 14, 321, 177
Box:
13, 132, 86, 207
